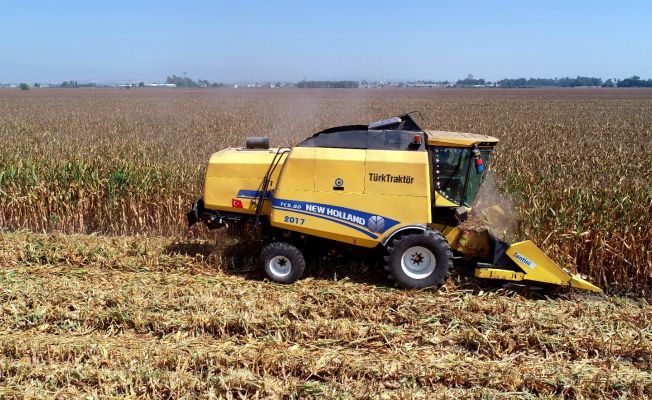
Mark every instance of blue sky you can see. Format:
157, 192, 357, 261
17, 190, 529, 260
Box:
1, 0, 651, 83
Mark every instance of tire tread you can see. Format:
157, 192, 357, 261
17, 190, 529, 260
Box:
261, 242, 306, 284
384, 229, 453, 289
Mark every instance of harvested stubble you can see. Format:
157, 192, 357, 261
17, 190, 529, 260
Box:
0, 230, 651, 398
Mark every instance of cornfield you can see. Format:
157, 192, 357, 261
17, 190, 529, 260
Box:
1, 88, 650, 294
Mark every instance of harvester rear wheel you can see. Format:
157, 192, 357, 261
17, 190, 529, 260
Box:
261, 242, 306, 284
385, 230, 453, 289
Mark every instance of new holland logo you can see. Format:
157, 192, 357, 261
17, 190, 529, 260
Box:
515, 253, 536, 269
367, 215, 385, 233
305, 204, 366, 226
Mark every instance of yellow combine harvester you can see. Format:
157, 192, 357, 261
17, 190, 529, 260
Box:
188, 114, 601, 292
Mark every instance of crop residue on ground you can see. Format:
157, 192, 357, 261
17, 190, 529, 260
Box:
0, 231, 650, 398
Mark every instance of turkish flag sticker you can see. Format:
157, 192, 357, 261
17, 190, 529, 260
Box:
232, 199, 243, 208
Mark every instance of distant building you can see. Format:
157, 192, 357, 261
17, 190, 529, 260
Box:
412, 83, 442, 88
144, 83, 176, 88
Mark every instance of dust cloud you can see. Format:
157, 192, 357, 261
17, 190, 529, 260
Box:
470, 172, 519, 242
264, 88, 379, 146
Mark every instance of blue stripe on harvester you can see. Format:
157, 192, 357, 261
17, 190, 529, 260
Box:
236, 190, 271, 199
236, 188, 401, 239
272, 205, 379, 239
271, 198, 399, 233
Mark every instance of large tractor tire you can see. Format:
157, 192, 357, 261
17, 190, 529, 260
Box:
261, 242, 306, 284
384, 230, 454, 289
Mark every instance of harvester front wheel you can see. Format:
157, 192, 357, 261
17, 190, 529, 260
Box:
385, 230, 453, 289
261, 242, 306, 284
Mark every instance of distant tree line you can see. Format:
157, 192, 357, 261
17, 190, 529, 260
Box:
11, 75, 652, 90
166, 75, 197, 87
165, 75, 225, 88
615, 76, 652, 87
496, 76, 602, 88
495, 76, 652, 88
61, 80, 80, 87
60, 81, 96, 88
296, 80, 359, 88
165, 75, 224, 87
456, 77, 486, 86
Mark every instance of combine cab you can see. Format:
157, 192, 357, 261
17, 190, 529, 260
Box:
188, 114, 601, 292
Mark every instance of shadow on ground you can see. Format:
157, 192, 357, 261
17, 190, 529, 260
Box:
164, 241, 217, 258
165, 238, 569, 299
